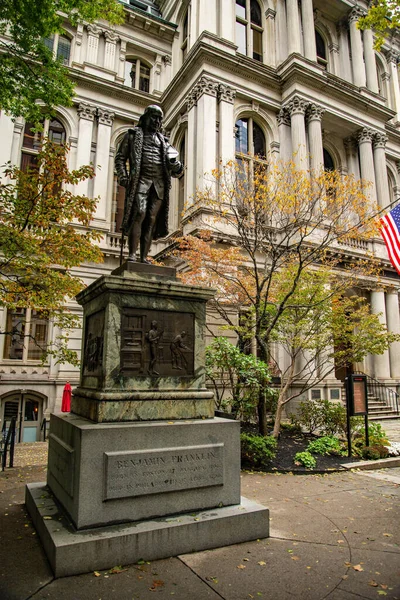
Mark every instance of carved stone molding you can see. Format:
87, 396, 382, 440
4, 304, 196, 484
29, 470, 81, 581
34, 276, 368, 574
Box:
373, 132, 388, 149
87, 24, 102, 37
387, 49, 400, 65
218, 84, 236, 104
97, 109, 115, 126
77, 102, 97, 122
277, 108, 291, 127
357, 127, 375, 144
348, 7, 365, 24
265, 8, 276, 20
104, 30, 119, 43
306, 103, 325, 122
285, 95, 309, 117
186, 76, 220, 109
344, 135, 358, 152
162, 54, 172, 65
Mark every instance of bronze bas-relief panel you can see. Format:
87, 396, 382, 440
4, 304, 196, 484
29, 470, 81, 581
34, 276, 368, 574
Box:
120, 309, 194, 377
83, 310, 105, 377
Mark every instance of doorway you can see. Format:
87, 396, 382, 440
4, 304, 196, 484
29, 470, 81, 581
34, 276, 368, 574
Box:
0, 391, 45, 442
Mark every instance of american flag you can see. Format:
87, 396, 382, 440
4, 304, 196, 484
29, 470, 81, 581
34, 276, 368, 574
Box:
380, 203, 400, 276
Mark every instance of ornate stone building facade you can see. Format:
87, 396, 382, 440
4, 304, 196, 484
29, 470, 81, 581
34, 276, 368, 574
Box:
1, 0, 400, 439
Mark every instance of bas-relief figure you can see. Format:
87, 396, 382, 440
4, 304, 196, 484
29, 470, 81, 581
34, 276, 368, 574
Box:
115, 105, 183, 263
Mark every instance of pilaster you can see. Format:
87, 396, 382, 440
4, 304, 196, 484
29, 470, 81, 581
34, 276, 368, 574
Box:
104, 30, 119, 72
286, 96, 309, 169
387, 50, 400, 123
306, 104, 325, 172
386, 290, 400, 378
363, 28, 379, 93
357, 127, 377, 203
300, 0, 316, 61
370, 290, 391, 379
86, 24, 102, 64
277, 108, 291, 162
218, 84, 236, 164
373, 133, 390, 209
93, 109, 115, 223
76, 103, 96, 197
286, 0, 302, 55
348, 8, 366, 87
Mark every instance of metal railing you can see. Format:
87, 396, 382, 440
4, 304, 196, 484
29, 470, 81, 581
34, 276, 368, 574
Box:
40, 418, 47, 442
1, 417, 16, 471
354, 371, 399, 415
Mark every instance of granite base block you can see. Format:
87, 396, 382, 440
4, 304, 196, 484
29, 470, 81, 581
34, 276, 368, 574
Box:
26, 482, 270, 578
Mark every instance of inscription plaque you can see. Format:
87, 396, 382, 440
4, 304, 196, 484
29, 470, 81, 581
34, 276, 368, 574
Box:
104, 444, 224, 500
120, 308, 194, 377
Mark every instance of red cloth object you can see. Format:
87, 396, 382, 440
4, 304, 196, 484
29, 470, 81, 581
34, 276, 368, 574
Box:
61, 382, 72, 412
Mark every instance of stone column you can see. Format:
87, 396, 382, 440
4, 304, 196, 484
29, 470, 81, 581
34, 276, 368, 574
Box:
301, 0, 317, 61
218, 84, 236, 165
387, 50, 400, 123
386, 290, 400, 378
104, 31, 119, 72
186, 89, 198, 204
195, 77, 218, 192
328, 42, 340, 75
198, 0, 217, 36
363, 28, 379, 93
357, 128, 377, 203
72, 24, 84, 65
219, 0, 234, 42
344, 136, 360, 179
153, 55, 162, 94
286, 0, 302, 55
286, 96, 309, 169
277, 109, 292, 162
117, 39, 127, 83
348, 8, 366, 87
162, 54, 172, 89
306, 104, 325, 173
86, 24, 102, 64
265, 9, 277, 66
10, 118, 24, 167
373, 133, 390, 209
370, 290, 391, 379
337, 22, 352, 82
93, 109, 115, 222
0, 112, 17, 170
275, 0, 288, 63
76, 103, 96, 196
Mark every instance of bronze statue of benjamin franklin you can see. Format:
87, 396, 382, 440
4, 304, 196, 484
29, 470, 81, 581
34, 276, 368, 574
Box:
115, 105, 183, 263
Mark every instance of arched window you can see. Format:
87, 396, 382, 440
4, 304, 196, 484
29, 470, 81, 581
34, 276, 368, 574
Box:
235, 0, 263, 61
20, 118, 66, 172
44, 34, 71, 65
315, 30, 327, 69
124, 58, 151, 92
235, 118, 266, 158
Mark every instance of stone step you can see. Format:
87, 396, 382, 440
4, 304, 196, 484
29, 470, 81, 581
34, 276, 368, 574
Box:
369, 413, 400, 421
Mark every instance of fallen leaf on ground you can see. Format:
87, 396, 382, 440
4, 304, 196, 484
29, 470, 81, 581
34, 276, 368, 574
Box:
368, 580, 379, 587
237, 564, 246, 569
353, 564, 364, 571
93, 571, 101, 577
258, 561, 266, 566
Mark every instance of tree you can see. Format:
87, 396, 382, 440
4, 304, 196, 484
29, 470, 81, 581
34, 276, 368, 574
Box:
0, 140, 103, 364
174, 160, 398, 437
0, 0, 124, 123
357, 1, 400, 49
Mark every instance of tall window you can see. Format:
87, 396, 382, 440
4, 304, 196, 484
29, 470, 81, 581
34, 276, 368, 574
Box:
3, 309, 49, 361
315, 30, 328, 69
235, 118, 266, 158
21, 119, 66, 172
182, 10, 189, 61
235, 0, 263, 61
323, 148, 335, 171
124, 58, 151, 92
44, 34, 71, 65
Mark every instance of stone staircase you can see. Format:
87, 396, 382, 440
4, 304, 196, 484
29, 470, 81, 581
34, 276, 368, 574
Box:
354, 371, 400, 421
368, 396, 400, 420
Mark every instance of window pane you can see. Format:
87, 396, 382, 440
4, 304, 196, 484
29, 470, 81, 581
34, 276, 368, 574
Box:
139, 64, 150, 92
48, 119, 66, 145
253, 122, 265, 157
20, 152, 38, 173
236, 21, 247, 54
235, 118, 248, 154
250, 0, 262, 26
236, 0, 246, 19
323, 148, 335, 171
24, 399, 39, 421
124, 60, 135, 87
27, 311, 48, 360
183, 11, 188, 39
252, 28, 262, 61
44, 35, 54, 51
57, 35, 71, 65
22, 123, 42, 150
315, 30, 326, 61
3, 309, 26, 360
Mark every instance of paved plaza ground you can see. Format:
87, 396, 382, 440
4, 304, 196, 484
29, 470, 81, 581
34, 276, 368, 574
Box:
0, 425, 399, 600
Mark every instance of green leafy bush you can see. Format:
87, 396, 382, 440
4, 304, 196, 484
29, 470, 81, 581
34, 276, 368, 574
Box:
352, 422, 389, 456
307, 436, 343, 456
290, 398, 348, 437
293, 451, 317, 469
361, 445, 389, 460
240, 433, 277, 469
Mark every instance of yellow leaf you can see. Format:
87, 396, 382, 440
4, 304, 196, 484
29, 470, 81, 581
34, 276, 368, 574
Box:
353, 564, 364, 571
93, 571, 101, 577
237, 564, 246, 569
258, 561, 266, 566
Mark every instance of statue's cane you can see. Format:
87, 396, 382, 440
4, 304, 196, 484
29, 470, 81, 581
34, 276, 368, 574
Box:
119, 228, 125, 266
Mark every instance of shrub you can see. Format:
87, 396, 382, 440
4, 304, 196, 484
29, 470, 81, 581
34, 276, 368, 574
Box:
294, 451, 317, 469
352, 422, 389, 456
307, 436, 343, 456
361, 445, 389, 460
240, 433, 277, 469
290, 398, 347, 436
290, 399, 324, 434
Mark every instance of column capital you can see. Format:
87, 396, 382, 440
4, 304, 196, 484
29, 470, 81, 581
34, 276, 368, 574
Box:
87, 23, 102, 37
186, 77, 219, 110
357, 127, 375, 144
77, 102, 97, 121
344, 135, 358, 151
373, 132, 388, 149
217, 84, 236, 104
348, 7, 365, 24
97, 108, 115, 126
306, 103, 325, 123
386, 49, 400, 65
277, 108, 291, 126
104, 30, 119, 43
285, 95, 309, 117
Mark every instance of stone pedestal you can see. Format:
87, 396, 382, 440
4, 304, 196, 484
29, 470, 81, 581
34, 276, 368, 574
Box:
26, 263, 269, 576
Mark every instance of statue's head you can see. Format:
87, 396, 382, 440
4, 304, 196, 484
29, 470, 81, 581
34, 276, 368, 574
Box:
139, 105, 163, 133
